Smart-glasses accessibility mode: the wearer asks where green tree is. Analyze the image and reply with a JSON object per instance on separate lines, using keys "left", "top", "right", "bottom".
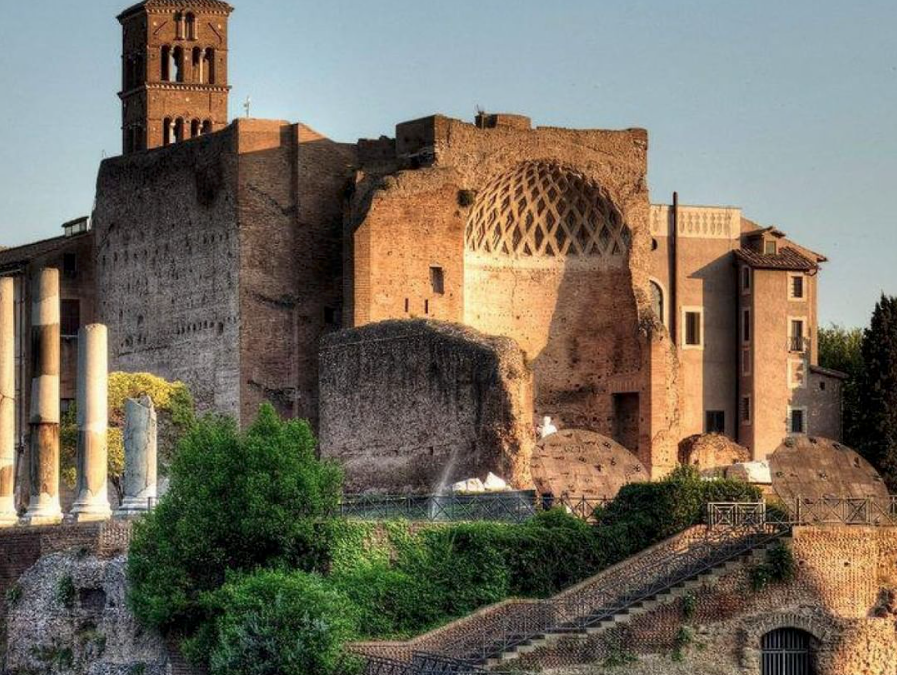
{"left": 818, "top": 324, "right": 864, "bottom": 448}
{"left": 858, "top": 295, "right": 897, "bottom": 490}
{"left": 127, "top": 403, "right": 343, "bottom": 635}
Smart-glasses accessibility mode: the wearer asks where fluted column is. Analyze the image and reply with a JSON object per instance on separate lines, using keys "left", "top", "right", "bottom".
{"left": 115, "top": 395, "right": 157, "bottom": 518}
{"left": 0, "top": 278, "right": 17, "bottom": 526}
{"left": 71, "top": 324, "right": 111, "bottom": 522}
{"left": 22, "top": 268, "right": 62, "bottom": 526}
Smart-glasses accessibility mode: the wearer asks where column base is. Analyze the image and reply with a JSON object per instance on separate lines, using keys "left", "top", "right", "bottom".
{"left": 22, "top": 495, "right": 63, "bottom": 527}
{"left": 0, "top": 496, "right": 17, "bottom": 527}
{"left": 114, "top": 496, "right": 155, "bottom": 519}
{"left": 71, "top": 506, "right": 112, "bottom": 523}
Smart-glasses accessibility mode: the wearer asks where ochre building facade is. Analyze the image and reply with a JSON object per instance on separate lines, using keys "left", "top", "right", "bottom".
{"left": 0, "top": 0, "right": 844, "bottom": 492}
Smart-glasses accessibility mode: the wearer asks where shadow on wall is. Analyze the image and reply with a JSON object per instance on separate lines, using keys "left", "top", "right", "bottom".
{"left": 462, "top": 161, "right": 645, "bottom": 455}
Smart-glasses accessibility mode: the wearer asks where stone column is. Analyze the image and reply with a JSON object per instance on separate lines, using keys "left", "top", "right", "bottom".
{"left": 71, "top": 324, "right": 111, "bottom": 522}
{"left": 115, "top": 395, "right": 157, "bottom": 518}
{"left": 0, "top": 278, "right": 17, "bottom": 526}
{"left": 22, "top": 268, "right": 62, "bottom": 526}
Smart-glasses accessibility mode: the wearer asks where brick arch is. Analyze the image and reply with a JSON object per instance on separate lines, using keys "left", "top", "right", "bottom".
{"left": 740, "top": 611, "right": 837, "bottom": 674}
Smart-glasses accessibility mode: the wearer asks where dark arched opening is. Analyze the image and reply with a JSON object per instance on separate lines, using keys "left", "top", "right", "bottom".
{"left": 172, "top": 46, "right": 185, "bottom": 82}
{"left": 191, "top": 119, "right": 201, "bottom": 138}
{"left": 650, "top": 280, "right": 664, "bottom": 326}
{"left": 762, "top": 628, "right": 815, "bottom": 675}
{"left": 161, "top": 45, "right": 172, "bottom": 81}
{"left": 204, "top": 48, "right": 216, "bottom": 84}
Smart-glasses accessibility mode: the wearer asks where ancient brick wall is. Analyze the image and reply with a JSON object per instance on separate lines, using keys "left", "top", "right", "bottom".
{"left": 94, "top": 127, "right": 242, "bottom": 417}
{"left": 236, "top": 120, "right": 356, "bottom": 425}
{"left": 319, "top": 320, "right": 534, "bottom": 493}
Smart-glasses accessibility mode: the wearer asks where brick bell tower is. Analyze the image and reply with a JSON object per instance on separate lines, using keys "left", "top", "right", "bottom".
{"left": 118, "top": 0, "right": 234, "bottom": 154}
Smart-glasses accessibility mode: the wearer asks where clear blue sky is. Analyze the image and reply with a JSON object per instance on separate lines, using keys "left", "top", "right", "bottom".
{"left": 1, "top": 0, "right": 894, "bottom": 327}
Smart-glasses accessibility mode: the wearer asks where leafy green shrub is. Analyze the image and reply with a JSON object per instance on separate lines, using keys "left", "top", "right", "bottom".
{"left": 600, "top": 465, "right": 761, "bottom": 544}
{"left": 681, "top": 592, "right": 697, "bottom": 620}
{"left": 56, "top": 575, "right": 76, "bottom": 609}
{"left": 195, "top": 570, "right": 358, "bottom": 675}
{"left": 671, "top": 625, "right": 694, "bottom": 661}
{"left": 751, "top": 541, "right": 796, "bottom": 591}
{"left": 127, "top": 404, "right": 342, "bottom": 635}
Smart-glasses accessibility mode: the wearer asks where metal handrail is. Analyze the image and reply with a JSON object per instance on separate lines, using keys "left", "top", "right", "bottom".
{"left": 435, "top": 505, "right": 791, "bottom": 664}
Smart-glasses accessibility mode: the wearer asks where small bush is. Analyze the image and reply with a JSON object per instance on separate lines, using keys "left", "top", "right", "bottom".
{"left": 751, "top": 541, "right": 796, "bottom": 591}
{"left": 5, "top": 583, "right": 22, "bottom": 607}
{"left": 671, "top": 625, "right": 694, "bottom": 662}
{"left": 199, "top": 570, "right": 358, "bottom": 675}
{"left": 56, "top": 575, "right": 76, "bottom": 609}
{"left": 681, "top": 592, "right": 697, "bottom": 620}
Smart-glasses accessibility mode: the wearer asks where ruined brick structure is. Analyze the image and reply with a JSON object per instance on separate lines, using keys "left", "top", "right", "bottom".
{"left": 0, "top": 0, "right": 846, "bottom": 494}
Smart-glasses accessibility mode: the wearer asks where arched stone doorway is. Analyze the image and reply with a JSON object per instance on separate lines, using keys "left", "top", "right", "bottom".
{"left": 761, "top": 627, "right": 815, "bottom": 675}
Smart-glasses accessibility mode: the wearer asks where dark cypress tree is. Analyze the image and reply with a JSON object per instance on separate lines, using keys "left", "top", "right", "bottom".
{"left": 858, "top": 294, "right": 897, "bottom": 490}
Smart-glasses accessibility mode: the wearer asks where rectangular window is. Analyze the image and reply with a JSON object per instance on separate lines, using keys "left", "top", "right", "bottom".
{"left": 790, "top": 408, "right": 806, "bottom": 434}
{"left": 429, "top": 266, "right": 445, "bottom": 295}
{"left": 63, "top": 253, "right": 78, "bottom": 279}
{"left": 705, "top": 410, "right": 726, "bottom": 434}
{"left": 740, "top": 396, "right": 752, "bottom": 425}
{"left": 741, "top": 266, "right": 751, "bottom": 292}
{"left": 61, "top": 299, "right": 80, "bottom": 338}
{"left": 742, "top": 308, "right": 751, "bottom": 344}
{"left": 742, "top": 348, "right": 751, "bottom": 376}
{"left": 789, "top": 274, "right": 805, "bottom": 300}
{"left": 764, "top": 240, "right": 778, "bottom": 255}
{"left": 789, "top": 319, "right": 805, "bottom": 352}
{"left": 683, "top": 308, "right": 703, "bottom": 348}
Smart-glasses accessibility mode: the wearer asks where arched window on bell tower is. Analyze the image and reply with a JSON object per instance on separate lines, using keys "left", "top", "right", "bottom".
{"left": 163, "top": 118, "right": 174, "bottom": 146}
{"left": 161, "top": 45, "right": 172, "bottom": 81}
{"left": 191, "top": 119, "right": 201, "bottom": 138}
{"left": 172, "top": 47, "right": 184, "bottom": 83}
{"left": 175, "top": 12, "right": 185, "bottom": 40}
{"left": 204, "top": 48, "right": 216, "bottom": 85}
{"left": 192, "top": 47, "right": 204, "bottom": 83}
{"left": 186, "top": 13, "right": 197, "bottom": 40}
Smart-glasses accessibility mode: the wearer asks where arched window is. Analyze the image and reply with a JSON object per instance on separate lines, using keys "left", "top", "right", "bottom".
{"left": 192, "top": 47, "right": 204, "bottom": 83}
{"left": 650, "top": 281, "right": 664, "bottom": 326}
{"left": 175, "top": 12, "right": 185, "bottom": 40}
{"left": 161, "top": 46, "right": 172, "bottom": 81}
{"left": 191, "top": 119, "right": 201, "bottom": 138}
{"left": 172, "top": 47, "right": 184, "bottom": 83}
{"left": 186, "top": 13, "right": 197, "bottom": 40}
{"left": 174, "top": 118, "right": 185, "bottom": 143}
{"left": 202, "top": 120, "right": 213, "bottom": 135}
{"left": 204, "top": 48, "right": 216, "bottom": 84}
{"left": 163, "top": 118, "right": 174, "bottom": 145}
{"left": 762, "top": 628, "right": 815, "bottom": 675}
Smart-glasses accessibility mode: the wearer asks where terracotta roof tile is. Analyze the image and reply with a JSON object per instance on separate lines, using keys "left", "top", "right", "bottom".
{"left": 733, "top": 246, "right": 817, "bottom": 271}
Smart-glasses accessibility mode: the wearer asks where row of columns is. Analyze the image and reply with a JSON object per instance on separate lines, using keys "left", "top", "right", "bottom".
{"left": 0, "top": 270, "right": 158, "bottom": 526}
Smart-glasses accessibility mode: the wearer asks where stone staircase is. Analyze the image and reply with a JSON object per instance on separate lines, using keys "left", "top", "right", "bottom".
{"left": 481, "top": 536, "right": 789, "bottom": 668}
{"left": 428, "top": 524, "right": 791, "bottom": 669}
